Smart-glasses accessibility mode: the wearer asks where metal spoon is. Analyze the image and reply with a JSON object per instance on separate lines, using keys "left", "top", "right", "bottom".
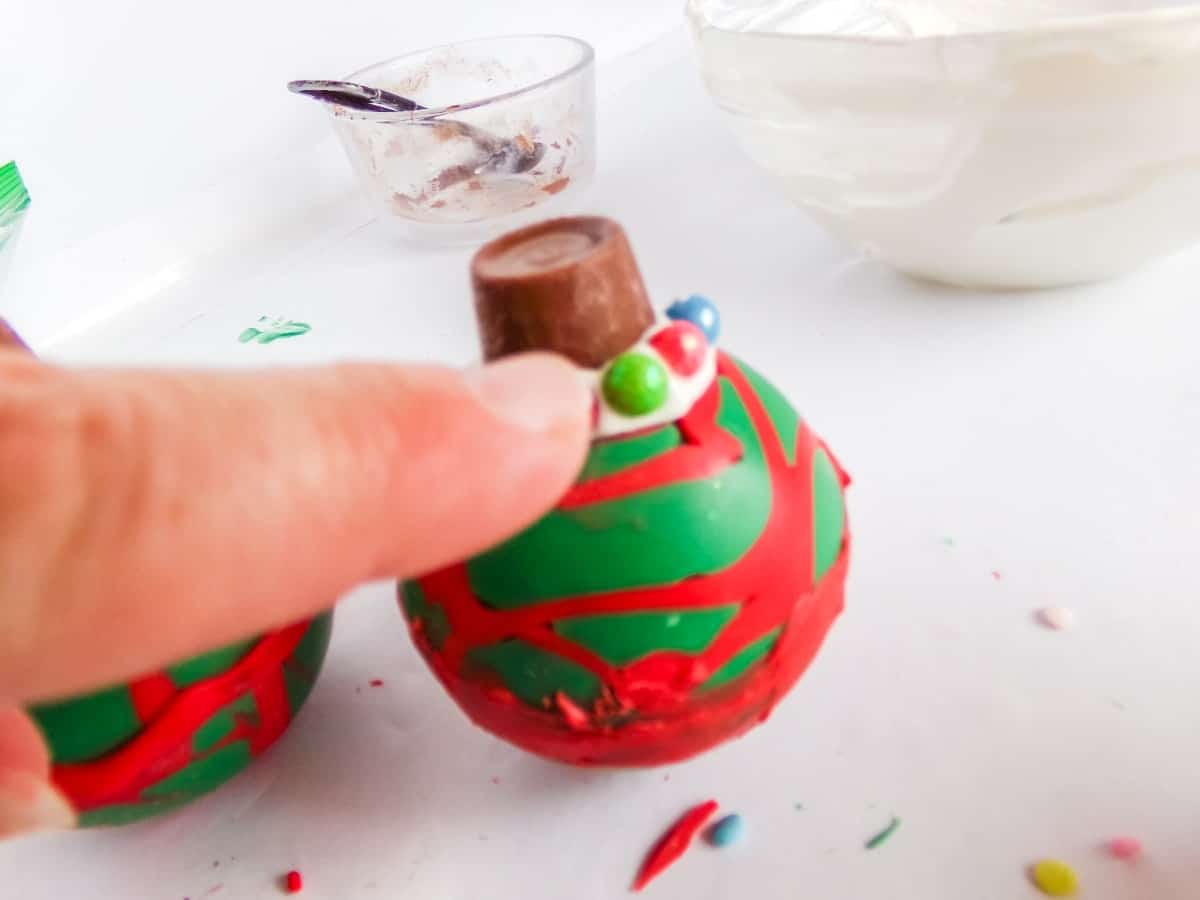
{"left": 287, "top": 79, "right": 545, "bottom": 176}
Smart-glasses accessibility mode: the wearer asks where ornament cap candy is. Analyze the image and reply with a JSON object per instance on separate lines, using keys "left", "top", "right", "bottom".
{"left": 472, "top": 217, "right": 656, "bottom": 369}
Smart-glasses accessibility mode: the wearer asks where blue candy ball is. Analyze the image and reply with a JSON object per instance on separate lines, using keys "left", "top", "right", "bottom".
{"left": 705, "top": 813, "right": 745, "bottom": 848}
{"left": 666, "top": 295, "right": 720, "bottom": 343}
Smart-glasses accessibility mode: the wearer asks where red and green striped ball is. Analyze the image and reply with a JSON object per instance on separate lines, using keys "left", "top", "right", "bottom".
{"left": 29, "top": 613, "right": 332, "bottom": 826}
{"left": 401, "top": 353, "right": 849, "bottom": 766}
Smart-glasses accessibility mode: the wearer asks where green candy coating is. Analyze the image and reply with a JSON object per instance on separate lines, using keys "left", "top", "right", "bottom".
{"left": 555, "top": 606, "right": 740, "bottom": 666}
{"left": 602, "top": 352, "right": 669, "bottom": 416}
{"left": 31, "top": 613, "right": 334, "bottom": 827}
{"left": 466, "top": 378, "right": 771, "bottom": 607}
{"left": 31, "top": 685, "right": 143, "bottom": 765}
{"left": 578, "top": 424, "right": 681, "bottom": 482}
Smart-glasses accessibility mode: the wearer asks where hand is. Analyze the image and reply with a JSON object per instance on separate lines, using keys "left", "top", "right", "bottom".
{"left": 0, "top": 328, "right": 590, "bottom": 838}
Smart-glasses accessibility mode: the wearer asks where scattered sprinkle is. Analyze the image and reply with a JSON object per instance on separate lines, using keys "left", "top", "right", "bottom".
{"left": 633, "top": 800, "right": 719, "bottom": 892}
{"left": 1035, "top": 607, "right": 1074, "bottom": 631}
{"left": 554, "top": 691, "right": 590, "bottom": 730}
{"left": 490, "top": 776, "right": 501, "bottom": 785}
{"left": 368, "top": 679, "right": 384, "bottom": 687}
{"left": 239, "top": 316, "right": 311, "bottom": 345}
{"left": 794, "top": 803, "right": 804, "bottom": 811}
{"left": 940, "top": 537, "right": 956, "bottom": 547}
{"left": 991, "top": 570, "right": 1003, "bottom": 581}
{"left": 1030, "top": 859, "right": 1078, "bottom": 897}
{"left": 1108, "top": 837, "right": 1142, "bottom": 861}
{"left": 283, "top": 870, "right": 303, "bottom": 894}
{"left": 865, "top": 816, "right": 901, "bottom": 850}
{"left": 705, "top": 814, "right": 745, "bottom": 848}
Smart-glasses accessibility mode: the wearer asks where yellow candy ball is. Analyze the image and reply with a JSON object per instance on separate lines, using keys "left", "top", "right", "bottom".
{"left": 1030, "top": 859, "right": 1079, "bottom": 897}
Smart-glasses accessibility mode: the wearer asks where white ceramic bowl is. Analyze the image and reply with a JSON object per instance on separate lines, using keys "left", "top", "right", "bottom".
{"left": 688, "top": 0, "right": 1200, "bottom": 288}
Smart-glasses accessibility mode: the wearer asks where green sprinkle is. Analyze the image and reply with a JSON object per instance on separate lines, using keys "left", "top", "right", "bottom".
{"left": 601, "top": 352, "right": 668, "bottom": 416}
{"left": 0, "top": 161, "right": 30, "bottom": 214}
{"left": 865, "top": 817, "right": 901, "bottom": 850}
{"left": 238, "top": 316, "right": 311, "bottom": 344}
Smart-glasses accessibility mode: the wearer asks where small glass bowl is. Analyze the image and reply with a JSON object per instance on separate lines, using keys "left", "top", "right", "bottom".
{"left": 327, "top": 35, "right": 596, "bottom": 246}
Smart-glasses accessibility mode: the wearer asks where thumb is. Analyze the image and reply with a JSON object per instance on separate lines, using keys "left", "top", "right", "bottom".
{"left": 0, "top": 706, "right": 75, "bottom": 838}
{"left": 0, "top": 352, "right": 591, "bottom": 702}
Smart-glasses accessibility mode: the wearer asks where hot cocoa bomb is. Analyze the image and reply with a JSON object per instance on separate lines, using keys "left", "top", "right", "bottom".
{"left": 400, "top": 217, "right": 849, "bottom": 765}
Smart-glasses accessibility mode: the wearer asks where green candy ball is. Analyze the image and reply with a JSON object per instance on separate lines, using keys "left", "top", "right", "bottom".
{"left": 602, "top": 352, "right": 669, "bottom": 416}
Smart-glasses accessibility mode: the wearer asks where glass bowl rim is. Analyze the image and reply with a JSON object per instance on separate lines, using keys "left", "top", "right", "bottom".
{"left": 332, "top": 33, "right": 595, "bottom": 123}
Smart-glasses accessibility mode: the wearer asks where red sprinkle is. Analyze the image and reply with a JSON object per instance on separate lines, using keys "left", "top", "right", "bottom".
{"left": 368, "top": 679, "right": 384, "bottom": 688}
{"left": 284, "top": 870, "right": 302, "bottom": 894}
{"left": 633, "top": 800, "right": 719, "bottom": 892}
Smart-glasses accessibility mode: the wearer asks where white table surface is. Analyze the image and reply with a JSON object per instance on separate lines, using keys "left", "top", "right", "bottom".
{"left": 4, "top": 20, "right": 1200, "bottom": 900}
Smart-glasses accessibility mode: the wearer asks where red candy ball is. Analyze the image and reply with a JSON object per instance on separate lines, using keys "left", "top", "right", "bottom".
{"left": 649, "top": 321, "right": 707, "bottom": 376}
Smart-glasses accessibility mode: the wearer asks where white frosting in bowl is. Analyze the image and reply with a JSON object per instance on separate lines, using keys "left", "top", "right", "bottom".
{"left": 695, "top": 0, "right": 1200, "bottom": 38}
{"left": 690, "top": 0, "right": 1200, "bottom": 287}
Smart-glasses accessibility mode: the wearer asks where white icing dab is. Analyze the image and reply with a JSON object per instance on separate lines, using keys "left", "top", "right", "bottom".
{"left": 581, "top": 316, "right": 718, "bottom": 440}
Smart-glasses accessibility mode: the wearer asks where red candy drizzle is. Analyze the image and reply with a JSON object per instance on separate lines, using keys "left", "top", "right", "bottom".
{"left": 53, "top": 623, "right": 311, "bottom": 813}
{"left": 128, "top": 672, "right": 178, "bottom": 723}
{"left": 634, "top": 800, "right": 719, "bottom": 892}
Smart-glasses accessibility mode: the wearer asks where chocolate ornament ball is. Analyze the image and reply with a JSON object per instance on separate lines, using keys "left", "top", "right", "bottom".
{"left": 401, "top": 218, "right": 849, "bottom": 766}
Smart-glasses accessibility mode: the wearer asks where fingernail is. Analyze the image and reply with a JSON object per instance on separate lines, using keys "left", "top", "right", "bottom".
{"left": 0, "top": 770, "right": 76, "bottom": 838}
{"left": 466, "top": 354, "right": 590, "bottom": 433}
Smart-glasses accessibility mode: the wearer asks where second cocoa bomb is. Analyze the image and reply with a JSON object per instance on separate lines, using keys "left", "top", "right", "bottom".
{"left": 400, "top": 217, "right": 849, "bottom": 765}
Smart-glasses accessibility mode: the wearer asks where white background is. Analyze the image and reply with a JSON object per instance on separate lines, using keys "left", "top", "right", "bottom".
{"left": 2, "top": 3, "right": 1200, "bottom": 899}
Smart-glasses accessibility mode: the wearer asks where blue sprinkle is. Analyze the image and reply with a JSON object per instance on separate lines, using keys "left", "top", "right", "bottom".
{"left": 666, "top": 295, "right": 721, "bottom": 343}
{"left": 705, "top": 813, "right": 745, "bottom": 848}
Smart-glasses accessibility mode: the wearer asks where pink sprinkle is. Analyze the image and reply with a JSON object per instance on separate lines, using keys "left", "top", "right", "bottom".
{"left": 1036, "top": 607, "right": 1075, "bottom": 631}
{"left": 368, "top": 679, "right": 384, "bottom": 688}
{"left": 490, "top": 776, "right": 501, "bottom": 785}
{"left": 1108, "top": 837, "right": 1142, "bottom": 861}
{"left": 990, "top": 570, "right": 1003, "bottom": 581}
